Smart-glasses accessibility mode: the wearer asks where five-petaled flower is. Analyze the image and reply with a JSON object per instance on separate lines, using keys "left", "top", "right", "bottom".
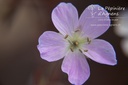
{"left": 37, "top": 2, "right": 117, "bottom": 85}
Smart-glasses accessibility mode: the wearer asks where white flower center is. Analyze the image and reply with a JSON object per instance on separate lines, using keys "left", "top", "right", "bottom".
{"left": 64, "top": 30, "right": 91, "bottom": 52}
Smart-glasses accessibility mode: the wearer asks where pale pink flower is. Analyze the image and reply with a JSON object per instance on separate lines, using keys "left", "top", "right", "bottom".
{"left": 37, "top": 2, "right": 117, "bottom": 85}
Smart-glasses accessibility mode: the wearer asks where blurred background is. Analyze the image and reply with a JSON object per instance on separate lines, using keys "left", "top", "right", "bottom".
{"left": 0, "top": 0, "right": 128, "bottom": 85}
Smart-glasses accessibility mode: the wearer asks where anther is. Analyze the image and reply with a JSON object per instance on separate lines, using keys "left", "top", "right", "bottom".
{"left": 87, "top": 37, "right": 91, "bottom": 44}
{"left": 70, "top": 47, "right": 74, "bottom": 52}
{"left": 79, "top": 49, "right": 82, "bottom": 53}
{"left": 75, "top": 30, "right": 79, "bottom": 32}
{"left": 64, "top": 35, "right": 68, "bottom": 39}
{"left": 84, "top": 50, "right": 88, "bottom": 52}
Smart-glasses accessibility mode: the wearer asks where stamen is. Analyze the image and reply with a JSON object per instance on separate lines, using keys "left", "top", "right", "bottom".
{"left": 84, "top": 50, "right": 88, "bottom": 52}
{"left": 68, "top": 40, "right": 73, "bottom": 44}
{"left": 70, "top": 47, "right": 74, "bottom": 52}
{"left": 64, "top": 35, "right": 68, "bottom": 39}
{"left": 79, "top": 49, "right": 82, "bottom": 53}
{"left": 87, "top": 37, "right": 91, "bottom": 44}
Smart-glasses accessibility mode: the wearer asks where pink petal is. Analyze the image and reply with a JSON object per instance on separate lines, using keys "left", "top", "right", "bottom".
{"left": 52, "top": 2, "right": 78, "bottom": 36}
{"left": 37, "top": 31, "right": 68, "bottom": 62}
{"left": 61, "top": 51, "right": 90, "bottom": 85}
{"left": 82, "top": 39, "right": 117, "bottom": 65}
{"left": 79, "top": 5, "right": 110, "bottom": 39}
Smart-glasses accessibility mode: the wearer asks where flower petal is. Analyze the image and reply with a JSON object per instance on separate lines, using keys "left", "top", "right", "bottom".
{"left": 82, "top": 39, "right": 117, "bottom": 65}
{"left": 52, "top": 2, "right": 78, "bottom": 36}
{"left": 61, "top": 51, "right": 90, "bottom": 85}
{"left": 37, "top": 31, "right": 68, "bottom": 62}
{"left": 79, "top": 5, "right": 110, "bottom": 39}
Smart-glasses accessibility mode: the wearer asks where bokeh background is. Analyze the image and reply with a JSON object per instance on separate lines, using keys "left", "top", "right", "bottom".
{"left": 0, "top": 0, "right": 128, "bottom": 85}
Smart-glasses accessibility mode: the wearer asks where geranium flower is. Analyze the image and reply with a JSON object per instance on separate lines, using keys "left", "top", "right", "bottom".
{"left": 37, "top": 2, "right": 117, "bottom": 85}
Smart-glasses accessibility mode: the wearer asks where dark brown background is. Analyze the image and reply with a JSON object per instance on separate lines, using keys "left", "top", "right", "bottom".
{"left": 0, "top": 0, "right": 128, "bottom": 85}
